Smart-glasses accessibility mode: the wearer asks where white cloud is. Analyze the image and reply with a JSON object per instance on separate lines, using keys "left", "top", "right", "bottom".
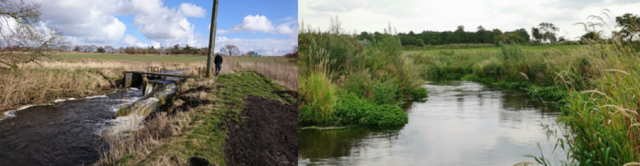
{"left": 180, "top": 3, "right": 206, "bottom": 18}
{"left": 307, "top": 0, "right": 367, "bottom": 12}
{"left": 26, "top": 0, "right": 127, "bottom": 44}
{"left": 217, "top": 15, "right": 298, "bottom": 36}
{"left": 214, "top": 36, "right": 297, "bottom": 56}
{"left": 120, "top": 34, "right": 148, "bottom": 47}
{"left": 24, "top": 0, "right": 208, "bottom": 47}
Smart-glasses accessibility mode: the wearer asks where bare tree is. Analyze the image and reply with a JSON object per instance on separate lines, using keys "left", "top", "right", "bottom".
{"left": 329, "top": 15, "right": 344, "bottom": 34}
{"left": 104, "top": 45, "right": 115, "bottom": 53}
{"left": 0, "top": 0, "right": 68, "bottom": 69}
{"left": 220, "top": 44, "right": 240, "bottom": 56}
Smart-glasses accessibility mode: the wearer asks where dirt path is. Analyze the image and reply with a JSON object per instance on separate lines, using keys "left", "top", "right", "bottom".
{"left": 224, "top": 93, "right": 298, "bottom": 166}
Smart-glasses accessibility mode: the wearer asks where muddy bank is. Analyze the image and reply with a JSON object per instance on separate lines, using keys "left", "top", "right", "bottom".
{"left": 224, "top": 94, "right": 298, "bottom": 166}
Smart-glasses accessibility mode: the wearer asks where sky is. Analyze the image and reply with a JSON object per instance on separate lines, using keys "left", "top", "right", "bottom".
{"left": 299, "top": 0, "right": 640, "bottom": 41}
{"left": 26, "top": 0, "right": 298, "bottom": 56}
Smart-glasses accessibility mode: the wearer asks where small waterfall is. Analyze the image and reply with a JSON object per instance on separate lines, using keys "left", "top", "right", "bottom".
{"left": 105, "top": 80, "right": 178, "bottom": 135}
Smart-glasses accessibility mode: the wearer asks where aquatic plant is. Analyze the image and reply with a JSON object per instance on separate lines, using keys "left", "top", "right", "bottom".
{"left": 298, "top": 17, "right": 422, "bottom": 126}
{"left": 411, "top": 88, "right": 428, "bottom": 100}
{"left": 333, "top": 93, "right": 407, "bottom": 126}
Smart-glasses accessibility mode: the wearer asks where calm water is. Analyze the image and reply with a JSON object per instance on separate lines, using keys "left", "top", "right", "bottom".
{"left": 299, "top": 80, "right": 565, "bottom": 166}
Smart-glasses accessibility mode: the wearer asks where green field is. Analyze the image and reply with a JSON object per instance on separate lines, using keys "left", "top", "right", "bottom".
{"left": 57, "top": 53, "right": 207, "bottom": 62}
{"left": 56, "top": 53, "right": 291, "bottom": 63}
{"left": 404, "top": 44, "right": 584, "bottom": 55}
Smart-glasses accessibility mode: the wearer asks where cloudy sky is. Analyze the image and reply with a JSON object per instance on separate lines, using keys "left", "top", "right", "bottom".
{"left": 300, "top": 0, "right": 640, "bottom": 40}
{"left": 27, "top": 0, "right": 297, "bottom": 56}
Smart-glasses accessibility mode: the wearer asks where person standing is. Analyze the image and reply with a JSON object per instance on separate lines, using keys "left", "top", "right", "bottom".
{"left": 214, "top": 53, "right": 223, "bottom": 76}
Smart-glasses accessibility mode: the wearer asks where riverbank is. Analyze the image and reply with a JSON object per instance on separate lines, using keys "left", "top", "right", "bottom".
{"left": 96, "top": 72, "right": 297, "bottom": 165}
{"left": 407, "top": 40, "right": 640, "bottom": 165}
{"left": 298, "top": 28, "right": 426, "bottom": 127}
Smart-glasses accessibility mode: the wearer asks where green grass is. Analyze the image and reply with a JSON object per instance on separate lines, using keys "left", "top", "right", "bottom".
{"left": 137, "top": 72, "right": 290, "bottom": 165}
{"left": 57, "top": 53, "right": 208, "bottom": 62}
{"left": 404, "top": 44, "right": 584, "bottom": 55}
{"left": 56, "top": 53, "right": 292, "bottom": 63}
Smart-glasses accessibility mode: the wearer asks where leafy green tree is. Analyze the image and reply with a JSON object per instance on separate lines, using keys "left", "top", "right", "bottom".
{"left": 581, "top": 32, "right": 601, "bottom": 44}
{"left": 495, "top": 32, "right": 525, "bottom": 44}
{"left": 532, "top": 22, "right": 559, "bottom": 43}
{"left": 615, "top": 13, "right": 640, "bottom": 42}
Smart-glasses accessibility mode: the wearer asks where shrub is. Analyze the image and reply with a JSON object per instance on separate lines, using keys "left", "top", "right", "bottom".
{"left": 411, "top": 88, "right": 428, "bottom": 100}
{"left": 333, "top": 93, "right": 408, "bottom": 126}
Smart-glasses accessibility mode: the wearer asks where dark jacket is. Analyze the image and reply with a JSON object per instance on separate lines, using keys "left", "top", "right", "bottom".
{"left": 214, "top": 54, "right": 223, "bottom": 65}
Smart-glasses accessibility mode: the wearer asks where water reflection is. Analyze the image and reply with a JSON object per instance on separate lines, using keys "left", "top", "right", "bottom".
{"left": 299, "top": 80, "right": 564, "bottom": 165}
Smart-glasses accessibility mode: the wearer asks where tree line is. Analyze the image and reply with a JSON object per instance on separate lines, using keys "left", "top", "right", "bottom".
{"left": 358, "top": 12, "right": 640, "bottom": 46}
{"left": 68, "top": 44, "right": 248, "bottom": 56}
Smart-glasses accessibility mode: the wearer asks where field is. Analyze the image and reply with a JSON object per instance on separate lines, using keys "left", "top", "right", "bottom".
{"left": 55, "top": 52, "right": 292, "bottom": 63}
{"left": 404, "top": 44, "right": 584, "bottom": 55}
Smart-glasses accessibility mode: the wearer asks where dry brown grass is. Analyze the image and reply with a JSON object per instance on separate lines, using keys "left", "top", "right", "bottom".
{"left": 0, "top": 59, "right": 200, "bottom": 114}
{"left": 96, "top": 111, "right": 193, "bottom": 166}
{"left": 237, "top": 60, "right": 298, "bottom": 89}
{"left": 0, "top": 68, "right": 116, "bottom": 111}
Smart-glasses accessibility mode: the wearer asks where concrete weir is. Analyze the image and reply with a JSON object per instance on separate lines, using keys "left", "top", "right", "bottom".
{"left": 123, "top": 71, "right": 195, "bottom": 95}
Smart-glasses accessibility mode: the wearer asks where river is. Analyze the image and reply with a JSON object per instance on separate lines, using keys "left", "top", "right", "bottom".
{"left": 298, "top": 80, "right": 565, "bottom": 165}
{"left": 0, "top": 70, "right": 184, "bottom": 166}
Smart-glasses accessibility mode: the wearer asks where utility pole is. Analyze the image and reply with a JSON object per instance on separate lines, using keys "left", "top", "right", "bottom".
{"left": 206, "top": 0, "right": 218, "bottom": 78}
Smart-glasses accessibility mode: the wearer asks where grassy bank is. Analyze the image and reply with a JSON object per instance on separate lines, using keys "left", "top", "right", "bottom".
{"left": 298, "top": 27, "right": 426, "bottom": 126}
{"left": 96, "top": 72, "right": 294, "bottom": 165}
{"left": 405, "top": 44, "right": 584, "bottom": 58}
{"left": 408, "top": 39, "right": 640, "bottom": 165}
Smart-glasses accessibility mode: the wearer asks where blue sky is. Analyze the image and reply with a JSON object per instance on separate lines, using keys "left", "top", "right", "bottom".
{"left": 29, "top": 0, "right": 298, "bottom": 56}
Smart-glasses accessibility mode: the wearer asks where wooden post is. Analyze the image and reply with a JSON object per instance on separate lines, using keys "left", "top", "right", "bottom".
{"left": 205, "top": 0, "right": 218, "bottom": 78}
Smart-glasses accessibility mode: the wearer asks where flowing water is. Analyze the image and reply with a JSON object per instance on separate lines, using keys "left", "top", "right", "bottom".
{"left": 298, "top": 80, "right": 565, "bottom": 166}
{"left": 0, "top": 71, "right": 184, "bottom": 166}
{"left": 0, "top": 89, "right": 142, "bottom": 165}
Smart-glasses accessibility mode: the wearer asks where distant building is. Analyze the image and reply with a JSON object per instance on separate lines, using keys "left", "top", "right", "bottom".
{"left": 252, "top": 52, "right": 263, "bottom": 57}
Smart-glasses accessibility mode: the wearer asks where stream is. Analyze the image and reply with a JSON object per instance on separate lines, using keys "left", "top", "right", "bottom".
{"left": 298, "top": 80, "right": 565, "bottom": 165}
{"left": 0, "top": 70, "right": 185, "bottom": 166}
